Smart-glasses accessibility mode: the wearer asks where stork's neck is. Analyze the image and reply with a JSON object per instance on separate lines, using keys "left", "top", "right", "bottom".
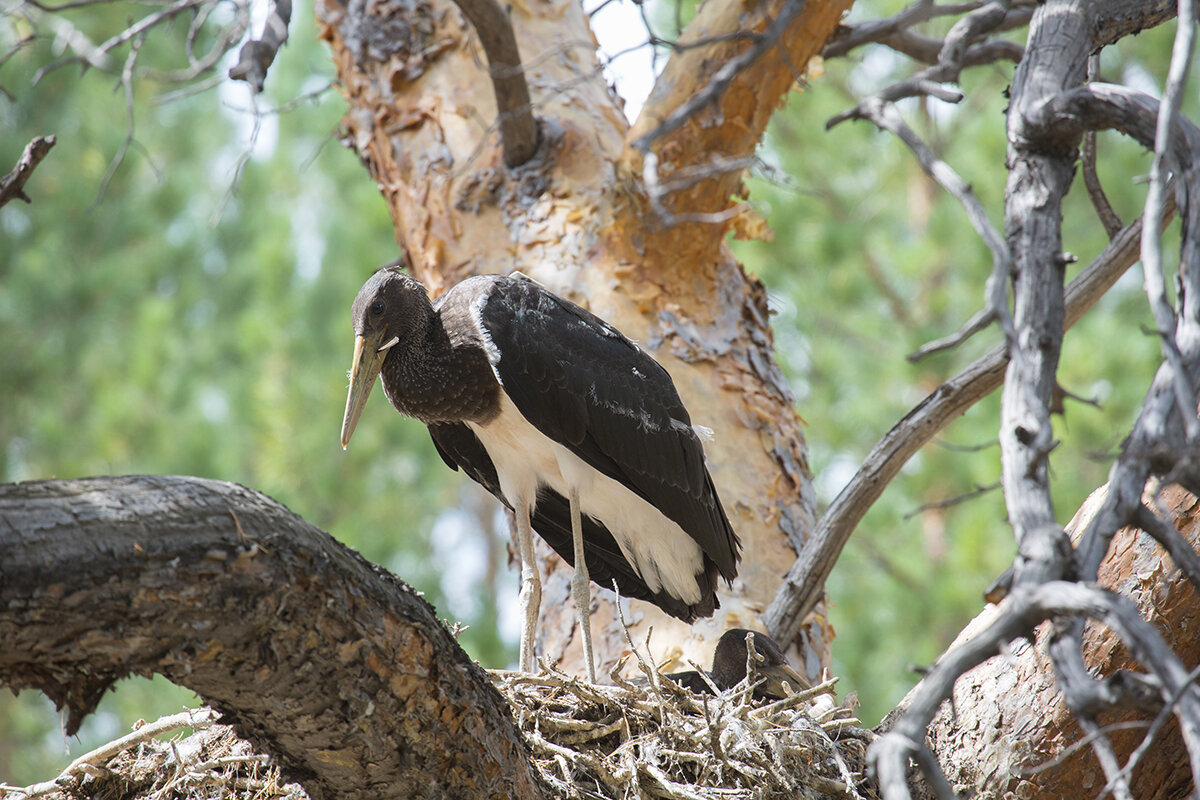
{"left": 379, "top": 313, "right": 500, "bottom": 425}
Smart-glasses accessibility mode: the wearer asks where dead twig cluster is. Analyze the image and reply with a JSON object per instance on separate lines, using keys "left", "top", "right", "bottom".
{"left": 493, "top": 660, "right": 871, "bottom": 800}
{"left": 0, "top": 708, "right": 303, "bottom": 800}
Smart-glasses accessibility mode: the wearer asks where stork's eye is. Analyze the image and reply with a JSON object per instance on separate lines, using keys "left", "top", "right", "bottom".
{"left": 370, "top": 300, "right": 385, "bottom": 316}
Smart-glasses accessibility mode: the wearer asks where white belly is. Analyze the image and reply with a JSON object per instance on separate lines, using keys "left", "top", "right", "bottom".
{"left": 467, "top": 393, "right": 705, "bottom": 604}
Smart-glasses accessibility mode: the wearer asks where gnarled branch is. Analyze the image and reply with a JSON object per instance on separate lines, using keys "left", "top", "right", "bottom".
{"left": 0, "top": 475, "right": 544, "bottom": 800}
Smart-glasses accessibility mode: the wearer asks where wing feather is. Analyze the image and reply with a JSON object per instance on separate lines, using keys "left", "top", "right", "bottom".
{"left": 477, "top": 277, "right": 741, "bottom": 582}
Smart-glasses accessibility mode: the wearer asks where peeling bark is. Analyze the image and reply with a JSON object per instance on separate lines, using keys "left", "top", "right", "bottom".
{"left": 0, "top": 475, "right": 544, "bottom": 800}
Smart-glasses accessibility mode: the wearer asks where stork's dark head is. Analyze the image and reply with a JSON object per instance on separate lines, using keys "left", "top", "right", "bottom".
{"left": 340, "top": 267, "right": 434, "bottom": 448}
{"left": 710, "top": 629, "right": 809, "bottom": 698}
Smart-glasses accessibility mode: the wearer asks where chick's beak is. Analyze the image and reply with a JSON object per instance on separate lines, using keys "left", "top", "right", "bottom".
{"left": 758, "top": 663, "right": 810, "bottom": 699}
{"left": 340, "top": 331, "right": 391, "bottom": 449}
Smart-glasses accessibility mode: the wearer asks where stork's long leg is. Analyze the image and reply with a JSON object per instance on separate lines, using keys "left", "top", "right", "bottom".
{"left": 516, "top": 498, "right": 541, "bottom": 673}
{"left": 569, "top": 488, "right": 597, "bottom": 683}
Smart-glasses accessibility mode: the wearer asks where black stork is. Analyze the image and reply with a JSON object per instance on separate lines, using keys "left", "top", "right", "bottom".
{"left": 665, "top": 628, "right": 809, "bottom": 699}
{"left": 339, "top": 267, "right": 741, "bottom": 681}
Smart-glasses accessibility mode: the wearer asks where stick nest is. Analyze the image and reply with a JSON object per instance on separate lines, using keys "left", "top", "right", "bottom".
{"left": 3, "top": 668, "right": 871, "bottom": 800}
{"left": 493, "top": 660, "right": 874, "bottom": 800}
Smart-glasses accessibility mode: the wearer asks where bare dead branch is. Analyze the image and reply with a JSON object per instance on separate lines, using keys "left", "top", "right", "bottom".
{"left": 904, "top": 481, "right": 1001, "bottom": 519}
{"left": 1082, "top": 54, "right": 1124, "bottom": 239}
{"left": 865, "top": 29, "right": 1024, "bottom": 68}
{"left": 1099, "top": 663, "right": 1200, "bottom": 799}
{"left": 763, "top": 202, "right": 1168, "bottom": 642}
{"left": 822, "top": 1, "right": 1000, "bottom": 59}
{"left": 1139, "top": 0, "right": 1200, "bottom": 443}
{"left": 228, "top": 0, "right": 291, "bottom": 92}
{"left": 450, "top": 0, "right": 538, "bottom": 167}
{"left": 90, "top": 35, "right": 142, "bottom": 207}
{"left": 826, "top": 4, "right": 1027, "bottom": 362}
{"left": 0, "top": 475, "right": 545, "bottom": 800}
{"left": 0, "top": 134, "right": 56, "bottom": 208}
{"left": 907, "top": 307, "right": 996, "bottom": 361}
{"left": 998, "top": 0, "right": 1086, "bottom": 586}
{"left": 1076, "top": 716, "right": 1134, "bottom": 800}
{"left": 1027, "top": 83, "right": 1200, "bottom": 581}
{"left": 824, "top": 98, "right": 1009, "bottom": 360}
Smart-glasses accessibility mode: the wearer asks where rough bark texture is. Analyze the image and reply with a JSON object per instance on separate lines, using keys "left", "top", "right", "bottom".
{"left": 919, "top": 484, "right": 1200, "bottom": 799}
{"left": 0, "top": 475, "right": 544, "bottom": 800}
{"left": 314, "top": 0, "right": 849, "bottom": 678}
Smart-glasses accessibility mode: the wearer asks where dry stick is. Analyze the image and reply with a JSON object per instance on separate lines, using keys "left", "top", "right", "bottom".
{"left": 91, "top": 34, "right": 141, "bottom": 208}
{"left": 451, "top": 0, "right": 538, "bottom": 167}
{"left": 7, "top": 708, "right": 220, "bottom": 799}
{"left": 1077, "top": 716, "right": 1134, "bottom": 800}
{"left": 865, "top": 28, "right": 1024, "bottom": 68}
{"left": 829, "top": 98, "right": 1008, "bottom": 362}
{"left": 763, "top": 202, "right": 1173, "bottom": 643}
{"left": 823, "top": 0, "right": 992, "bottom": 59}
{"left": 33, "top": 0, "right": 207, "bottom": 82}
{"left": 827, "top": 2, "right": 1019, "bottom": 359}
{"left": 1045, "top": 628, "right": 1137, "bottom": 800}
{"left": 1082, "top": 54, "right": 1124, "bottom": 239}
{"left": 0, "top": 135, "right": 56, "bottom": 208}
{"left": 1140, "top": 0, "right": 1200, "bottom": 444}
{"left": 1097, "top": 663, "right": 1200, "bottom": 800}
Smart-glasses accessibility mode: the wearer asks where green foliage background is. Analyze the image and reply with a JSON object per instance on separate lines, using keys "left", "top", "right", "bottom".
{"left": 0, "top": 0, "right": 1185, "bottom": 783}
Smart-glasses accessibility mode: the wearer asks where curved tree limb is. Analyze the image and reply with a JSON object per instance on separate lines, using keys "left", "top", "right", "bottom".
{"left": 450, "top": 0, "right": 539, "bottom": 167}
{"left": 764, "top": 197, "right": 1175, "bottom": 643}
{"left": 0, "top": 475, "right": 544, "bottom": 800}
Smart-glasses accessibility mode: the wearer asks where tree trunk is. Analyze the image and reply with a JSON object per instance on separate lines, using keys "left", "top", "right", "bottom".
{"left": 914, "top": 483, "right": 1200, "bottom": 799}
{"left": 314, "top": 0, "right": 850, "bottom": 677}
{"left": 0, "top": 475, "right": 544, "bottom": 800}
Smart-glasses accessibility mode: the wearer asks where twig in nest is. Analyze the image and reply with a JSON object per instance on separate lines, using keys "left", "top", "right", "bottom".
{"left": 4, "top": 708, "right": 220, "bottom": 799}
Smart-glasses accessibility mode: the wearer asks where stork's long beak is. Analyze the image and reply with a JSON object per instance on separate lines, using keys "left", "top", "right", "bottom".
{"left": 757, "top": 662, "right": 810, "bottom": 699}
{"left": 340, "top": 331, "right": 391, "bottom": 449}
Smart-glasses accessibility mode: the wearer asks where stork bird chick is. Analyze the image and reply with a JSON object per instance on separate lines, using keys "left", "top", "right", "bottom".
{"left": 340, "top": 267, "right": 741, "bottom": 681}
{"left": 666, "top": 629, "right": 809, "bottom": 698}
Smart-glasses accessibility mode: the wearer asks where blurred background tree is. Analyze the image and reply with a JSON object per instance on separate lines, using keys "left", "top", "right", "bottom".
{"left": 0, "top": 0, "right": 1185, "bottom": 783}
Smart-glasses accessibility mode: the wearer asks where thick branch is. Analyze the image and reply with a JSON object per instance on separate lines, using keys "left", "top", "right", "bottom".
{"left": 452, "top": 0, "right": 538, "bottom": 167}
{"left": 0, "top": 475, "right": 543, "bottom": 800}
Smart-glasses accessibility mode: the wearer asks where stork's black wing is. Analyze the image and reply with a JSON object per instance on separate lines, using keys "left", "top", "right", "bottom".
{"left": 427, "top": 422, "right": 705, "bottom": 619}
{"left": 475, "top": 277, "right": 741, "bottom": 582}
